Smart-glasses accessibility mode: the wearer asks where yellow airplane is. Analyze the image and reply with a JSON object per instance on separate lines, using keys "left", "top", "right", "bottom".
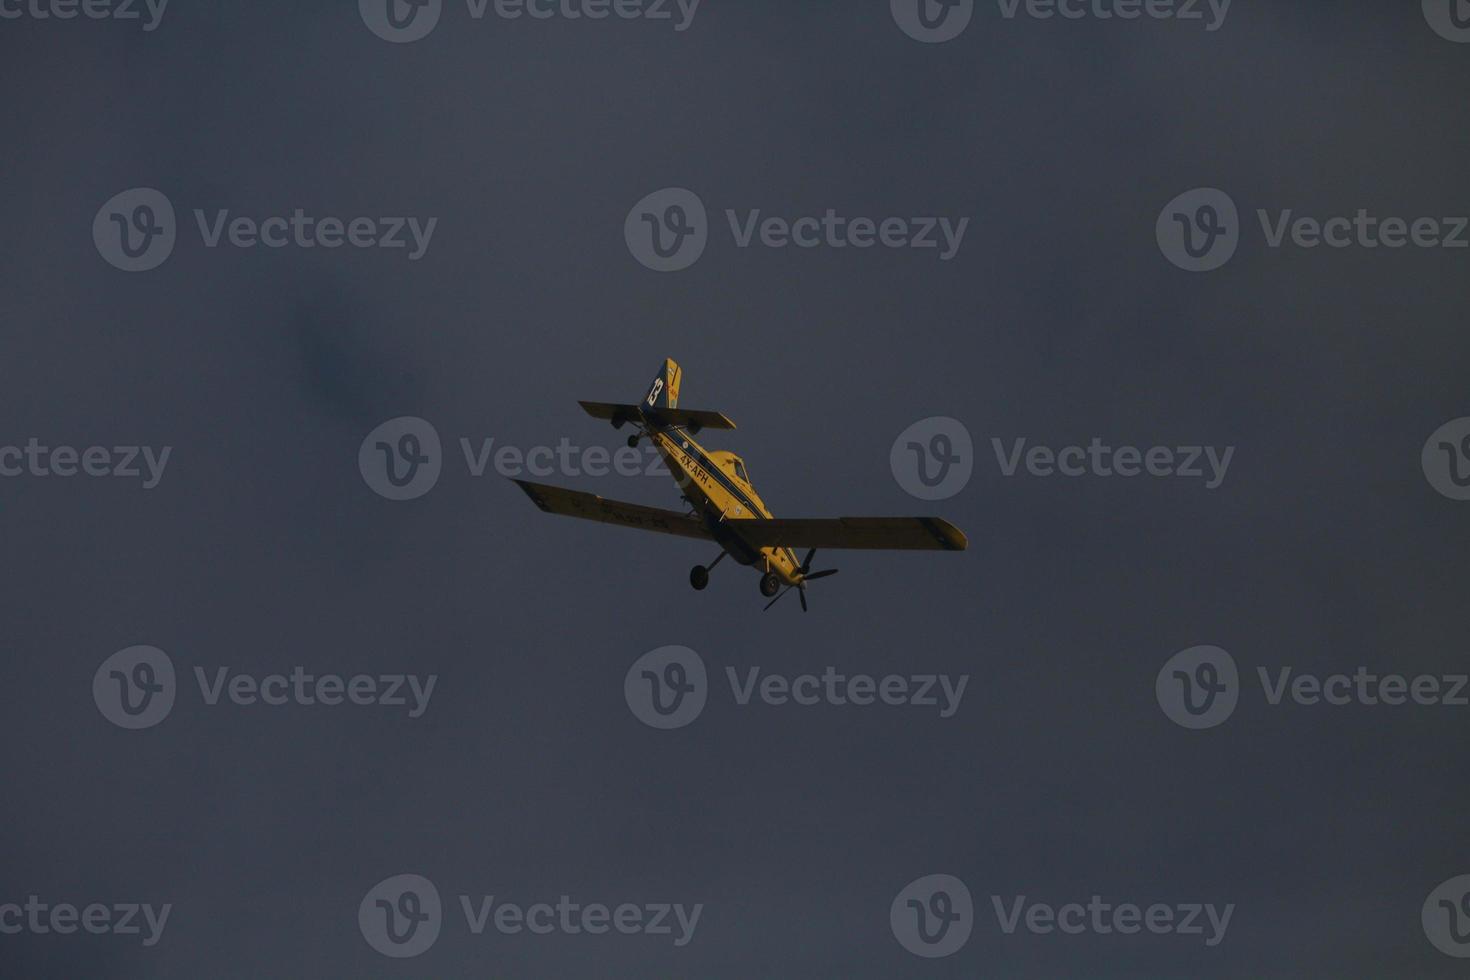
{"left": 513, "top": 358, "right": 968, "bottom": 611}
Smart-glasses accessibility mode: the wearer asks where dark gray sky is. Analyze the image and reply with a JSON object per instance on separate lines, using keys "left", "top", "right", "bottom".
{"left": 4, "top": 1, "right": 1470, "bottom": 976}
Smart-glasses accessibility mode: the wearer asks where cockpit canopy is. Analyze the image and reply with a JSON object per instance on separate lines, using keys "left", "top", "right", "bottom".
{"left": 710, "top": 451, "right": 750, "bottom": 484}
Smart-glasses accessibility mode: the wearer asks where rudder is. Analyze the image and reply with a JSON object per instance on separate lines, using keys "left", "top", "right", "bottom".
{"left": 643, "top": 358, "right": 681, "bottom": 411}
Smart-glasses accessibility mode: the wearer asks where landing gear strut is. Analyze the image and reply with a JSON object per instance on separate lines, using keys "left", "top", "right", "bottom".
{"left": 759, "top": 572, "right": 781, "bottom": 598}
{"left": 690, "top": 550, "right": 726, "bottom": 591}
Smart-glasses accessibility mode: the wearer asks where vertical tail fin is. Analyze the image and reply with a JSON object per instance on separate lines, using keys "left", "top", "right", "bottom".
{"left": 642, "top": 358, "right": 681, "bottom": 411}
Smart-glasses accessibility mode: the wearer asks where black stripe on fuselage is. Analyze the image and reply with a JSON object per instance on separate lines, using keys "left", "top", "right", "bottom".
{"left": 654, "top": 424, "right": 800, "bottom": 572}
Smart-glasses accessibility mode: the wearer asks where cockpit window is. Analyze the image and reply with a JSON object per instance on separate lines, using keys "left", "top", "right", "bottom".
{"left": 733, "top": 459, "right": 749, "bottom": 482}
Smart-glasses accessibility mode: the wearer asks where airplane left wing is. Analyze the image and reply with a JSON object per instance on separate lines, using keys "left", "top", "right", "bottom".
{"left": 512, "top": 479, "right": 712, "bottom": 540}
{"left": 730, "top": 517, "right": 968, "bottom": 552}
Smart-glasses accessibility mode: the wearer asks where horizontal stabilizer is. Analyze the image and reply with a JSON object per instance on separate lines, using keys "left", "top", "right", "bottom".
{"left": 730, "top": 517, "right": 967, "bottom": 552}
{"left": 579, "top": 401, "right": 736, "bottom": 432}
{"left": 512, "top": 479, "right": 712, "bottom": 540}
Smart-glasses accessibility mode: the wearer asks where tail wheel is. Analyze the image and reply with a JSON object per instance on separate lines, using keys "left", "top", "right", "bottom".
{"left": 626, "top": 434, "right": 639, "bottom": 448}
{"left": 690, "top": 565, "right": 710, "bottom": 591}
{"left": 759, "top": 573, "right": 780, "bottom": 598}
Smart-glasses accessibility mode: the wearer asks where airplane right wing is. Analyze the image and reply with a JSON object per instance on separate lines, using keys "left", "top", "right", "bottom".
{"left": 512, "top": 479, "right": 712, "bottom": 540}
{"left": 730, "top": 517, "right": 968, "bottom": 552}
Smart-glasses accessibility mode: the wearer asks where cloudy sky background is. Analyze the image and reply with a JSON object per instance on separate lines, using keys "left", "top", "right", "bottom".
{"left": 2, "top": 0, "right": 1469, "bottom": 976}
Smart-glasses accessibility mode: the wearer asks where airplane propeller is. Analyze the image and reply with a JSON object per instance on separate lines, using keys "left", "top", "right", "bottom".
{"left": 763, "top": 549, "right": 840, "bottom": 612}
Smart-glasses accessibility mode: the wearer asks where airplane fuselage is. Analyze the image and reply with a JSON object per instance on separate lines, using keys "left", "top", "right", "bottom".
{"left": 648, "top": 425, "right": 805, "bottom": 586}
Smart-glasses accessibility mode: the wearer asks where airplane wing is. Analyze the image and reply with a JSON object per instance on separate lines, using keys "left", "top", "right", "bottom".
{"left": 730, "top": 517, "right": 968, "bottom": 552}
{"left": 512, "top": 479, "right": 712, "bottom": 540}
{"left": 577, "top": 401, "right": 643, "bottom": 426}
{"left": 579, "top": 401, "right": 736, "bottom": 432}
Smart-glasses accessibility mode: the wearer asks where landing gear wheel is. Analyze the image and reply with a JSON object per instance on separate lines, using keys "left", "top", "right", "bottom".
{"left": 690, "top": 565, "right": 709, "bottom": 590}
{"left": 626, "top": 434, "right": 639, "bottom": 448}
{"left": 759, "top": 573, "right": 781, "bottom": 598}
